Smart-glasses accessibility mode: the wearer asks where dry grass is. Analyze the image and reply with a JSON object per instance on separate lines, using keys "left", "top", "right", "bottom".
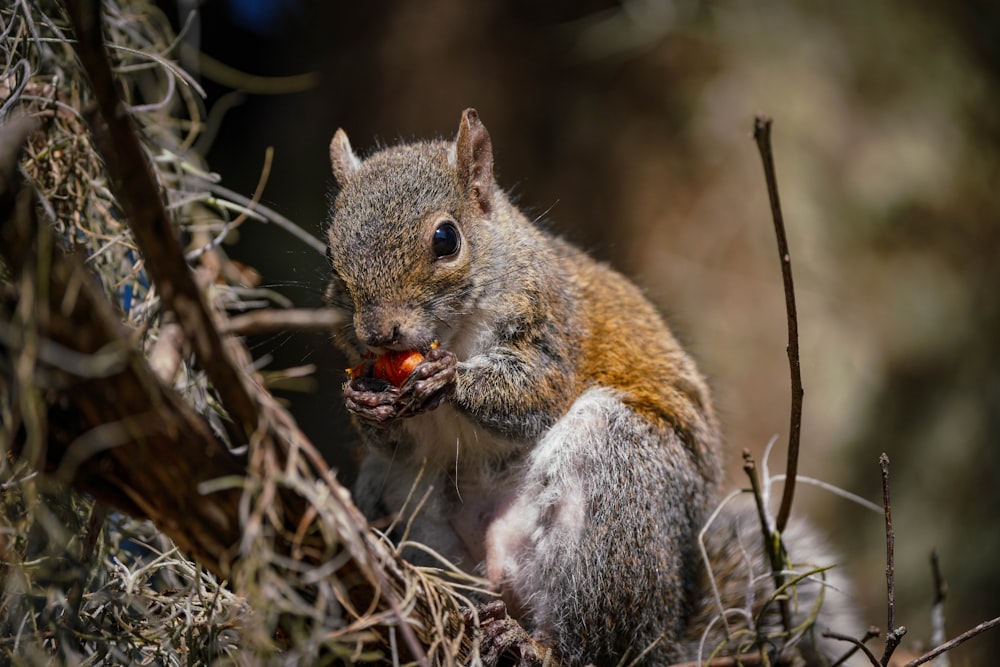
{"left": 0, "top": 1, "right": 483, "bottom": 664}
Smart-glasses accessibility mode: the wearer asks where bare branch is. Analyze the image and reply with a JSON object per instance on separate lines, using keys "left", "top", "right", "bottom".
{"left": 223, "top": 308, "right": 346, "bottom": 337}
{"left": 878, "top": 453, "right": 906, "bottom": 665}
{"left": 830, "top": 626, "right": 881, "bottom": 667}
{"left": 667, "top": 658, "right": 763, "bottom": 667}
{"left": 902, "top": 616, "right": 1000, "bottom": 667}
{"left": 752, "top": 116, "right": 803, "bottom": 533}
{"left": 824, "top": 630, "right": 881, "bottom": 667}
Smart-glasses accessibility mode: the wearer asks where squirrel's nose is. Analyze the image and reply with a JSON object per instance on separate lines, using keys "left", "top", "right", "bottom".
{"left": 364, "top": 322, "right": 401, "bottom": 349}
{"left": 356, "top": 304, "right": 431, "bottom": 351}
{"left": 357, "top": 308, "right": 403, "bottom": 349}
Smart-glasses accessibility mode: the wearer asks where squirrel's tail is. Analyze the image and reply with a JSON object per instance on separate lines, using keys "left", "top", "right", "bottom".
{"left": 681, "top": 495, "right": 864, "bottom": 666}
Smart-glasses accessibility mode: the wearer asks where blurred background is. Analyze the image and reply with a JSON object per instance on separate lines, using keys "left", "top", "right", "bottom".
{"left": 160, "top": 0, "right": 1000, "bottom": 661}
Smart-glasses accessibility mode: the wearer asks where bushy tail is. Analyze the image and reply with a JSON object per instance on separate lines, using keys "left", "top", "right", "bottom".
{"left": 681, "top": 495, "right": 864, "bottom": 666}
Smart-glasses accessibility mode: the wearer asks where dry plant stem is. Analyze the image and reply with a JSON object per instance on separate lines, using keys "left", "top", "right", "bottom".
{"left": 66, "top": 502, "right": 109, "bottom": 615}
{"left": 199, "top": 177, "right": 327, "bottom": 255}
{"left": 901, "top": 616, "right": 1000, "bottom": 667}
{"left": 829, "top": 626, "right": 880, "bottom": 667}
{"left": 742, "top": 450, "right": 792, "bottom": 633}
{"left": 2, "top": 11, "right": 458, "bottom": 664}
{"left": 1, "top": 86, "right": 434, "bottom": 667}
{"left": 752, "top": 116, "right": 803, "bottom": 534}
{"left": 0, "top": 140, "right": 432, "bottom": 667}
{"left": 667, "top": 654, "right": 802, "bottom": 667}
{"left": 823, "top": 631, "right": 880, "bottom": 667}
{"left": 184, "top": 146, "right": 274, "bottom": 262}
{"left": 0, "top": 118, "right": 247, "bottom": 573}
{"left": 666, "top": 659, "right": 757, "bottom": 667}
{"left": 878, "top": 453, "right": 905, "bottom": 666}
{"left": 62, "top": 0, "right": 258, "bottom": 444}
{"left": 224, "top": 308, "right": 346, "bottom": 337}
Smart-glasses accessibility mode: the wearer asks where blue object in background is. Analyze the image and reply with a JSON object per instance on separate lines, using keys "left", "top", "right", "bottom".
{"left": 226, "top": 0, "right": 298, "bottom": 36}
{"left": 120, "top": 249, "right": 149, "bottom": 316}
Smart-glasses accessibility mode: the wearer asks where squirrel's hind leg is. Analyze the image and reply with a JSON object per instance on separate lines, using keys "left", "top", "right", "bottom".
{"left": 484, "top": 387, "right": 712, "bottom": 666}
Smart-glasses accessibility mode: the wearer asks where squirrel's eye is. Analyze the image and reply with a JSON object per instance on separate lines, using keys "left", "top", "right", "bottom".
{"left": 431, "top": 220, "right": 461, "bottom": 258}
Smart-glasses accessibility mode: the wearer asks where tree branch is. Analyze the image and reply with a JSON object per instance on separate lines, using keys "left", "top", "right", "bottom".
{"left": 223, "top": 308, "right": 346, "bottom": 337}
{"left": 902, "top": 616, "right": 1000, "bottom": 667}
{"left": 752, "top": 116, "right": 803, "bottom": 534}
{"left": 62, "top": 0, "right": 259, "bottom": 444}
{"left": 878, "top": 453, "right": 906, "bottom": 665}
{"left": 823, "top": 630, "right": 881, "bottom": 667}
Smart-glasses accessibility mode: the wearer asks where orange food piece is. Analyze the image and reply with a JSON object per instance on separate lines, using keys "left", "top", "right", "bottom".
{"left": 373, "top": 349, "right": 425, "bottom": 386}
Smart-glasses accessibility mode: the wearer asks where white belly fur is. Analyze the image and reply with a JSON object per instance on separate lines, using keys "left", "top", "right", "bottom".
{"left": 392, "top": 387, "right": 619, "bottom": 625}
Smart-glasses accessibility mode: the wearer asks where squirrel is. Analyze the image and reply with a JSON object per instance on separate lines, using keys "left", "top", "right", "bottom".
{"left": 324, "top": 109, "right": 860, "bottom": 666}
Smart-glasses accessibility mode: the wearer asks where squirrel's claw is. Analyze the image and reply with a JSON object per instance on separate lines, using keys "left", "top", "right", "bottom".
{"left": 397, "top": 347, "right": 457, "bottom": 418}
{"left": 468, "top": 600, "right": 555, "bottom": 667}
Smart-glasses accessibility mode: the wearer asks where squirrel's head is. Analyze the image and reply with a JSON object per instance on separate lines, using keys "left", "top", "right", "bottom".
{"left": 325, "top": 108, "right": 496, "bottom": 355}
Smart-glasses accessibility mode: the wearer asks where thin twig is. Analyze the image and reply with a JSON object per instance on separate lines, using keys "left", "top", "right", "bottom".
{"left": 667, "top": 657, "right": 763, "bottom": 667}
{"left": 223, "top": 308, "right": 346, "bottom": 337}
{"left": 878, "top": 453, "right": 905, "bottom": 665}
{"left": 198, "top": 176, "right": 327, "bottom": 254}
{"left": 823, "top": 630, "right": 881, "bottom": 667}
{"left": 752, "top": 116, "right": 803, "bottom": 533}
{"left": 880, "top": 454, "right": 895, "bottom": 635}
{"left": 829, "top": 626, "right": 881, "bottom": 667}
{"left": 185, "top": 146, "right": 274, "bottom": 261}
{"left": 742, "top": 449, "right": 791, "bottom": 633}
{"left": 901, "top": 616, "right": 1000, "bottom": 667}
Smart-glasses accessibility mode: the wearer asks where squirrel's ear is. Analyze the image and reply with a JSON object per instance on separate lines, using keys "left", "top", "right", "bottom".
{"left": 455, "top": 108, "right": 494, "bottom": 213}
{"left": 330, "top": 129, "right": 361, "bottom": 185}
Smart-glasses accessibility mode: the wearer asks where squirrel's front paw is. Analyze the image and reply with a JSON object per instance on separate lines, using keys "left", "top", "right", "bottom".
{"left": 396, "top": 346, "right": 457, "bottom": 417}
{"left": 344, "top": 347, "right": 457, "bottom": 423}
{"left": 344, "top": 376, "right": 402, "bottom": 424}
{"left": 466, "top": 600, "right": 555, "bottom": 667}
